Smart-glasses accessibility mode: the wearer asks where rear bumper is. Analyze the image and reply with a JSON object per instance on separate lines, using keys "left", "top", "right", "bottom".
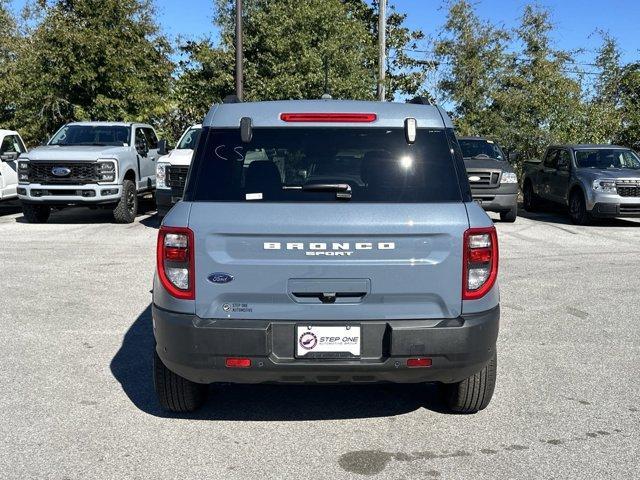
{"left": 153, "top": 305, "right": 500, "bottom": 385}
{"left": 472, "top": 192, "right": 518, "bottom": 212}
{"left": 590, "top": 202, "right": 640, "bottom": 218}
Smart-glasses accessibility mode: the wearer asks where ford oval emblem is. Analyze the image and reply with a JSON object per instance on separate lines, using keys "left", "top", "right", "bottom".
{"left": 468, "top": 175, "right": 481, "bottom": 182}
{"left": 52, "top": 166, "right": 72, "bottom": 177}
{"left": 208, "top": 273, "right": 234, "bottom": 284}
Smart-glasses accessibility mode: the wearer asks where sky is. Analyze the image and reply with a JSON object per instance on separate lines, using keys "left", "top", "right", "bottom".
{"left": 9, "top": 0, "right": 640, "bottom": 67}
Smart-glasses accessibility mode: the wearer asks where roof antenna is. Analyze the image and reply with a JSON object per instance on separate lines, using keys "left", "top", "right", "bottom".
{"left": 321, "top": 56, "right": 332, "bottom": 100}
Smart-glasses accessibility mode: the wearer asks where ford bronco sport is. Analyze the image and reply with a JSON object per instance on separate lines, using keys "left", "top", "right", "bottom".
{"left": 153, "top": 99, "right": 500, "bottom": 414}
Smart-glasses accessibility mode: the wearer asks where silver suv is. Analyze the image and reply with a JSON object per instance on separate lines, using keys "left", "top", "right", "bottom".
{"left": 523, "top": 144, "right": 640, "bottom": 224}
{"left": 152, "top": 99, "right": 500, "bottom": 414}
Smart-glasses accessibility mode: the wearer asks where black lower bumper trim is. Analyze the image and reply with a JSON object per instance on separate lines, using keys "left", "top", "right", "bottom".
{"left": 591, "top": 202, "right": 640, "bottom": 218}
{"left": 153, "top": 306, "right": 500, "bottom": 385}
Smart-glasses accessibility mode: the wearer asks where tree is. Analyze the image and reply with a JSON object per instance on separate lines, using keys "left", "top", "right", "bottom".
{"left": 617, "top": 63, "right": 640, "bottom": 149}
{"left": 177, "top": 0, "right": 424, "bottom": 106}
{"left": 434, "top": 0, "right": 510, "bottom": 136}
{"left": 583, "top": 32, "right": 624, "bottom": 144}
{"left": 492, "top": 5, "right": 584, "bottom": 164}
{"left": 14, "top": 0, "right": 174, "bottom": 143}
{"left": 0, "top": 0, "right": 19, "bottom": 125}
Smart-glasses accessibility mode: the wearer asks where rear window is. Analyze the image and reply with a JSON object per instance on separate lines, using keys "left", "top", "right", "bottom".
{"left": 186, "top": 128, "right": 463, "bottom": 203}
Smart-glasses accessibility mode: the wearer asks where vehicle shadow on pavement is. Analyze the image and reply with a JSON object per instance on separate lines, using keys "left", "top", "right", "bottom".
{"left": 111, "top": 305, "right": 450, "bottom": 421}
{"left": 13, "top": 201, "right": 159, "bottom": 225}
{"left": 0, "top": 200, "right": 22, "bottom": 217}
{"left": 517, "top": 203, "right": 639, "bottom": 227}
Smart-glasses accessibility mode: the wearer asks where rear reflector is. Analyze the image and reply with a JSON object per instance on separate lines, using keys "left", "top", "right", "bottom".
{"left": 280, "top": 113, "right": 377, "bottom": 123}
{"left": 225, "top": 358, "right": 252, "bottom": 368}
{"left": 407, "top": 358, "right": 432, "bottom": 368}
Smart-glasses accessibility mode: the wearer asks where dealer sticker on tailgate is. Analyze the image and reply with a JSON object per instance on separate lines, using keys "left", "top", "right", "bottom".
{"left": 296, "top": 325, "right": 361, "bottom": 358}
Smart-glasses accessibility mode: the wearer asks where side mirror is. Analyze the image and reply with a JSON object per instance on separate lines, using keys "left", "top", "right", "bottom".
{"left": 157, "top": 140, "right": 168, "bottom": 156}
{"left": 508, "top": 151, "right": 520, "bottom": 163}
{"left": 0, "top": 152, "right": 18, "bottom": 162}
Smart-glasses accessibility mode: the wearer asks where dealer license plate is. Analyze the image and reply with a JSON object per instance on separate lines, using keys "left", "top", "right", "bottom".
{"left": 296, "top": 325, "right": 361, "bottom": 358}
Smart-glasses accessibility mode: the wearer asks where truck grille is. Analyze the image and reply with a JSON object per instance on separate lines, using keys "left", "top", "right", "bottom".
{"left": 167, "top": 166, "right": 189, "bottom": 198}
{"left": 616, "top": 181, "right": 640, "bottom": 198}
{"left": 28, "top": 162, "right": 99, "bottom": 185}
{"left": 467, "top": 170, "right": 502, "bottom": 188}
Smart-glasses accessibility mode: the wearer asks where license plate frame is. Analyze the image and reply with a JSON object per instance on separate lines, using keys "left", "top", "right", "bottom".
{"left": 295, "top": 325, "right": 361, "bottom": 359}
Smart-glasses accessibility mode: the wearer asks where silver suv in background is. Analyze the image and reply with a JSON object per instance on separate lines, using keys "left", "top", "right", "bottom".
{"left": 522, "top": 144, "right": 640, "bottom": 224}
{"left": 459, "top": 137, "right": 519, "bottom": 222}
{"left": 17, "top": 122, "right": 166, "bottom": 223}
{"left": 152, "top": 99, "right": 500, "bottom": 414}
{"left": 155, "top": 124, "right": 202, "bottom": 218}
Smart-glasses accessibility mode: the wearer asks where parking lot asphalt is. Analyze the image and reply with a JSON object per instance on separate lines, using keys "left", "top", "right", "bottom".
{"left": 1, "top": 202, "right": 639, "bottom": 480}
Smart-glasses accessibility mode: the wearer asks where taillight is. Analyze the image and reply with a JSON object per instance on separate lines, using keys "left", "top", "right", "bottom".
{"left": 463, "top": 227, "right": 499, "bottom": 300}
{"left": 157, "top": 226, "right": 195, "bottom": 300}
{"left": 280, "top": 113, "right": 377, "bottom": 123}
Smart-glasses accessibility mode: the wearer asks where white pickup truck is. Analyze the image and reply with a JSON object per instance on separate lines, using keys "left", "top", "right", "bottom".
{"left": 17, "top": 122, "right": 167, "bottom": 223}
{"left": 0, "top": 129, "right": 27, "bottom": 201}
{"left": 155, "top": 124, "right": 201, "bottom": 218}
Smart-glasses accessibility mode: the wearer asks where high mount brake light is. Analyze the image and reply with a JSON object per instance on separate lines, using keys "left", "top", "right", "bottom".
{"left": 463, "top": 227, "right": 499, "bottom": 300}
{"left": 157, "top": 226, "right": 195, "bottom": 300}
{"left": 280, "top": 113, "right": 377, "bottom": 123}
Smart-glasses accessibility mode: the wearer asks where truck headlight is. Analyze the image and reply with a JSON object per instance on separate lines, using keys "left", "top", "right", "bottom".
{"left": 18, "top": 160, "right": 29, "bottom": 183}
{"left": 592, "top": 179, "right": 617, "bottom": 193}
{"left": 501, "top": 172, "right": 518, "bottom": 184}
{"left": 157, "top": 162, "right": 170, "bottom": 189}
{"left": 97, "top": 160, "right": 117, "bottom": 183}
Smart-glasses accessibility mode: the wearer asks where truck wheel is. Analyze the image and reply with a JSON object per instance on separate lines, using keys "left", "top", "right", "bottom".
{"left": 445, "top": 351, "right": 497, "bottom": 414}
{"left": 569, "top": 191, "right": 591, "bottom": 225}
{"left": 153, "top": 350, "right": 207, "bottom": 412}
{"left": 523, "top": 182, "right": 540, "bottom": 212}
{"left": 113, "top": 179, "right": 138, "bottom": 224}
{"left": 500, "top": 205, "right": 518, "bottom": 223}
{"left": 22, "top": 204, "right": 51, "bottom": 223}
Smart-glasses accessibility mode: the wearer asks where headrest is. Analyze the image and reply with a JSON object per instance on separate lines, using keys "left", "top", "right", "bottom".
{"left": 245, "top": 160, "right": 282, "bottom": 193}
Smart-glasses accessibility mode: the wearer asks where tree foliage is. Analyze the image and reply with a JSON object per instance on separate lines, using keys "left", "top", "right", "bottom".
{"left": 0, "top": 0, "right": 19, "bottom": 124}
{"left": 0, "top": 0, "right": 638, "bottom": 154}
{"left": 14, "top": 0, "right": 173, "bottom": 143}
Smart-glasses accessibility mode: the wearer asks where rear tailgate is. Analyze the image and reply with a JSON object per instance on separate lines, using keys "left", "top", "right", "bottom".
{"left": 190, "top": 203, "right": 469, "bottom": 320}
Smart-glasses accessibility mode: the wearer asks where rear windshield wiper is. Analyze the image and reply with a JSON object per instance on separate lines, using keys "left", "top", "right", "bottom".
{"left": 301, "top": 183, "right": 352, "bottom": 200}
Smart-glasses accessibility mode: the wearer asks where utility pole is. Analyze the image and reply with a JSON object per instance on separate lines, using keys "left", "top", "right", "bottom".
{"left": 235, "top": 0, "right": 244, "bottom": 101}
{"left": 377, "top": 0, "right": 387, "bottom": 101}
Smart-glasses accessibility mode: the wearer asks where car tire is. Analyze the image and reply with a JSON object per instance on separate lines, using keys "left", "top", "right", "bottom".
{"left": 153, "top": 350, "right": 208, "bottom": 413}
{"left": 445, "top": 351, "right": 497, "bottom": 414}
{"left": 569, "top": 190, "right": 591, "bottom": 225}
{"left": 523, "top": 182, "right": 540, "bottom": 212}
{"left": 500, "top": 205, "right": 518, "bottom": 223}
{"left": 22, "top": 204, "right": 51, "bottom": 223}
{"left": 113, "top": 179, "right": 138, "bottom": 224}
